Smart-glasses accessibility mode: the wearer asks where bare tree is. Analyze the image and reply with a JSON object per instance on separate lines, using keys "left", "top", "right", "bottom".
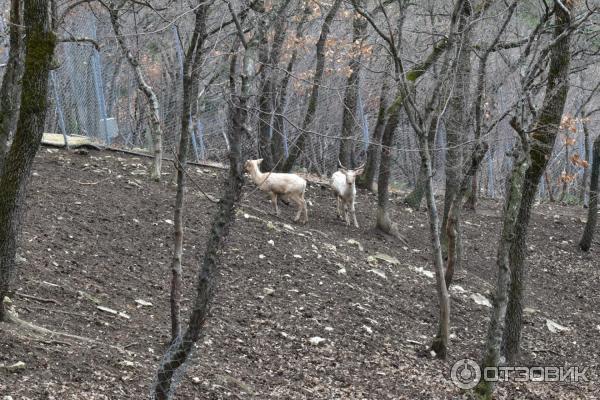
{"left": 503, "top": 0, "right": 577, "bottom": 363}
{"left": 103, "top": 0, "right": 165, "bottom": 181}
{"left": 281, "top": 0, "right": 342, "bottom": 172}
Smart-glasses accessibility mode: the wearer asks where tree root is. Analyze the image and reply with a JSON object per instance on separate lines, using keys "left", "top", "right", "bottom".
{"left": 3, "top": 310, "right": 133, "bottom": 355}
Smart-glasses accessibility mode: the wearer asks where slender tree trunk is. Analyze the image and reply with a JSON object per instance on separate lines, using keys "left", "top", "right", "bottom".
{"left": 404, "top": 119, "right": 436, "bottom": 209}
{"left": 357, "top": 78, "right": 388, "bottom": 191}
{"left": 579, "top": 119, "right": 590, "bottom": 205}
{"left": 579, "top": 135, "right": 600, "bottom": 251}
{"left": 166, "top": 3, "right": 209, "bottom": 342}
{"left": 376, "top": 93, "right": 401, "bottom": 236}
{"left": 338, "top": 13, "right": 367, "bottom": 168}
{"left": 418, "top": 130, "right": 450, "bottom": 359}
{"left": 441, "top": 0, "right": 472, "bottom": 253}
{"left": 257, "top": 11, "right": 288, "bottom": 171}
{"left": 281, "top": 0, "right": 342, "bottom": 172}
{"left": 108, "top": 8, "right": 164, "bottom": 181}
{"left": 476, "top": 124, "right": 530, "bottom": 400}
{"left": 0, "top": 0, "right": 57, "bottom": 321}
{"left": 0, "top": 0, "right": 24, "bottom": 169}
{"left": 445, "top": 142, "right": 488, "bottom": 288}
{"left": 502, "top": 2, "right": 573, "bottom": 363}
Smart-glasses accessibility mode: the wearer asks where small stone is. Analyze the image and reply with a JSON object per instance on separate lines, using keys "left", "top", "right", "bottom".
{"left": 470, "top": 293, "right": 492, "bottom": 308}
{"left": 134, "top": 299, "right": 153, "bottom": 307}
{"left": 337, "top": 267, "right": 347, "bottom": 275}
{"left": 367, "top": 269, "right": 387, "bottom": 279}
{"left": 259, "top": 254, "right": 266, "bottom": 259}
{"left": 263, "top": 288, "right": 275, "bottom": 296}
{"left": 192, "top": 377, "right": 201, "bottom": 384}
{"left": 362, "top": 325, "right": 373, "bottom": 334}
{"left": 293, "top": 254, "right": 302, "bottom": 259}
{"left": 309, "top": 336, "right": 326, "bottom": 346}
{"left": 164, "top": 219, "right": 174, "bottom": 225}
{"left": 0, "top": 361, "right": 26, "bottom": 373}
{"left": 267, "top": 240, "right": 275, "bottom": 246}
{"left": 346, "top": 239, "right": 364, "bottom": 251}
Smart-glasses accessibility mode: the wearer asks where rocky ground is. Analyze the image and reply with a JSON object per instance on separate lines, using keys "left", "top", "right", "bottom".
{"left": 0, "top": 147, "right": 598, "bottom": 399}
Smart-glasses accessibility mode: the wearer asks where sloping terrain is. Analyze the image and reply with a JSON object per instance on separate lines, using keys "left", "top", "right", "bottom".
{"left": 0, "top": 148, "right": 598, "bottom": 399}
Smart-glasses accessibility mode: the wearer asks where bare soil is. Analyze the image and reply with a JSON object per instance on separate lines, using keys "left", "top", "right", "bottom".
{"left": 1, "top": 148, "right": 598, "bottom": 399}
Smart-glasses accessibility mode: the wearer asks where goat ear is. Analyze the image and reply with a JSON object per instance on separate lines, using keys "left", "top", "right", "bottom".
{"left": 356, "top": 167, "right": 365, "bottom": 175}
{"left": 257, "top": 158, "right": 263, "bottom": 164}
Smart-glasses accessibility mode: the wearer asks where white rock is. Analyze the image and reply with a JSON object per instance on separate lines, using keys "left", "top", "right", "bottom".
{"left": 134, "top": 299, "right": 153, "bottom": 307}
{"left": 347, "top": 239, "right": 364, "bottom": 251}
{"left": 325, "top": 326, "right": 334, "bottom": 332}
{"left": 412, "top": 266, "right": 434, "bottom": 279}
{"left": 450, "top": 285, "right": 466, "bottom": 294}
{"left": 546, "top": 319, "right": 570, "bottom": 333}
{"left": 337, "top": 267, "right": 347, "bottom": 275}
{"left": 259, "top": 254, "right": 266, "bottom": 259}
{"left": 192, "top": 377, "right": 201, "bottom": 384}
{"left": 268, "top": 240, "right": 275, "bottom": 246}
{"left": 263, "top": 288, "right": 275, "bottom": 296}
{"left": 470, "top": 293, "right": 492, "bottom": 308}
{"left": 164, "top": 219, "right": 174, "bottom": 225}
{"left": 293, "top": 254, "right": 302, "bottom": 259}
{"left": 362, "top": 325, "right": 373, "bottom": 334}
{"left": 309, "top": 336, "right": 326, "bottom": 346}
{"left": 367, "top": 269, "right": 387, "bottom": 279}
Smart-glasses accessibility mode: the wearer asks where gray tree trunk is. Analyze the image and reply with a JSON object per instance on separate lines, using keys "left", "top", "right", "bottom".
{"left": 0, "top": 0, "right": 24, "bottom": 169}
{"left": 579, "top": 135, "right": 600, "bottom": 251}
{"left": 502, "top": 2, "right": 574, "bottom": 363}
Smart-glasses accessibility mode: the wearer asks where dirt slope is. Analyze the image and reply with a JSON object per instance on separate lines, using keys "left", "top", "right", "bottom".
{"left": 0, "top": 148, "right": 598, "bottom": 399}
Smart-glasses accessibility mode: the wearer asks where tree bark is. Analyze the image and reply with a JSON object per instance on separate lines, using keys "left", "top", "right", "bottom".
{"left": 502, "top": 1, "right": 573, "bottom": 363}
{"left": 579, "top": 135, "right": 600, "bottom": 251}
{"left": 281, "top": 0, "right": 342, "bottom": 172}
{"left": 0, "top": 0, "right": 24, "bottom": 170}
{"left": 0, "top": 0, "right": 57, "bottom": 321}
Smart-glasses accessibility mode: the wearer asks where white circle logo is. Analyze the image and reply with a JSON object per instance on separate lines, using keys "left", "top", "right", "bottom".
{"left": 450, "top": 358, "right": 481, "bottom": 390}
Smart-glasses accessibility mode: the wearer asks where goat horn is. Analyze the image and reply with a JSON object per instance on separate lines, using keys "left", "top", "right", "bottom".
{"left": 338, "top": 159, "right": 347, "bottom": 170}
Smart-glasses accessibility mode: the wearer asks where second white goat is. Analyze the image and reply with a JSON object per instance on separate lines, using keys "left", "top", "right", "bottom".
{"left": 331, "top": 161, "right": 364, "bottom": 228}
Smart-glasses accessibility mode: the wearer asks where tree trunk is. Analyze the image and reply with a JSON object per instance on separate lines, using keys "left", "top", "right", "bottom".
{"left": 0, "top": 0, "right": 24, "bottom": 169}
{"left": 357, "top": 78, "right": 388, "bottom": 191}
{"left": 418, "top": 131, "right": 450, "bottom": 359}
{"left": 579, "top": 135, "right": 600, "bottom": 251}
{"left": 502, "top": 2, "right": 573, "bottom": 363}
{"left": 0, "top": 0, "right": 57, "bottom": 321}
{"left": 338, "top": 13, "right": 367, "bottom": 168}
{"left": 281, "top": 0, "right": 342, "bottom": 172}
{"left": 579, "top": 119, "right": 590, "bottom": 205}
{"left": 404, "top": 118, "right": 436, "bottom": 209}
{"left": 109, "top": 8, "right": 164, "bottom": 181}
{"left": 166, "top": 3, "right": 209, "bottom": 343}
{"left": 445, "top": 142, "right": 488, "bottom": 288}
{"left": 441, "top": 0, "right": 472, "bottom": 253}
{"left": 476, "top": 127, "right": 530, "bottom": 400}
{"left": 375, "top": 93, "right": 401, "bottom": 236}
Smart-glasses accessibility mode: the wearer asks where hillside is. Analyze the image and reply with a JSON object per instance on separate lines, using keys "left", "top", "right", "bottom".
{"left": 0, "top": 148, "right": 598, "bottom": 399}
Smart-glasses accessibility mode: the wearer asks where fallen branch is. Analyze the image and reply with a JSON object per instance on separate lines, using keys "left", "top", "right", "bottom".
{"left": 16, "top": 292, "right": 61, "bottom": 305}
{"left": 4, "top": 310, "right": 133, "bottom": 355}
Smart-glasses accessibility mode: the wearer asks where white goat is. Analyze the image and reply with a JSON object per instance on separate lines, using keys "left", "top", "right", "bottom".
{"left": 331, "top": 161, "right": 364, "bottom": 228}
{"left": 244, "top": 159, "right": 308, "bottom": 223}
